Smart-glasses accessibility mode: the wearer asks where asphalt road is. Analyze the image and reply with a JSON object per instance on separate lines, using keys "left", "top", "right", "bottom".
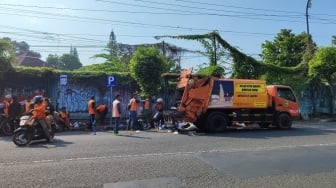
{"left": 0, "top": 121, "right": 336, "bottom": 188}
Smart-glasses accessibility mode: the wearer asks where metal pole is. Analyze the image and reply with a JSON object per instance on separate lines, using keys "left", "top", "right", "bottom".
{"left": 109, "top": 87, "right": 113, "bottom": 128}
{"left": 306, "top": 0, "right": 312, "bottom": 36}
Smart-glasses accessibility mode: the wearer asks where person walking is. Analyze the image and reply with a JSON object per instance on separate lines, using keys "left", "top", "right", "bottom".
{"left": 128, "top": 93, "right": 138, "bottom": 131}
{"left": 142, "top": 97, "right": 151, "bottom": 129}
{"left": 87, "top": 96, "right": 97, "bottom": 135}
{"left": 112, "top": 94, "right": 122, "bottom": 136}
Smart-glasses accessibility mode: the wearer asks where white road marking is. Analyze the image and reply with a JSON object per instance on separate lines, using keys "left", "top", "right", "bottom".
{"left": 1, "top": 142, "right": 336, "bottom": 166}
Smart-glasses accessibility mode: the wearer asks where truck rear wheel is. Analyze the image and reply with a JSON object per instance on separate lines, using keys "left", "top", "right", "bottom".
{"left": 207, "top": 112, "right": 229, "bottom": 132}
{"left": 276, "top": 113, "right": 292, "bottom": 129}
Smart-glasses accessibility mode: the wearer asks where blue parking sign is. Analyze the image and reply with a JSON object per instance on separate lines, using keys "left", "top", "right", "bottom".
{"left": 107, "top": 75, "right": 116, "bottom": 87}
{"left": 60, "top": 74, "right": 68, "bottom": 86}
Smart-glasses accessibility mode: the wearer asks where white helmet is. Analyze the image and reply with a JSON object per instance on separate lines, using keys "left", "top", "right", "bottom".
{"left": 156, "top": 98, "right": 163, "bottom": 103}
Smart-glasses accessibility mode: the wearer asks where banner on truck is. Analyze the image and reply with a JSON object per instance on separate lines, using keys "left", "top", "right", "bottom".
{"left": 208, "top": 80, "right": 268, "bottom": 108}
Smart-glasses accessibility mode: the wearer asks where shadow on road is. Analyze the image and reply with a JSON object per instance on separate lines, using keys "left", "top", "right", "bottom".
{"left": 197, "top": 125, "right": 336, "bottom": 139}
{"left": 27, "top": 138, "right": 74, "bottom": 148}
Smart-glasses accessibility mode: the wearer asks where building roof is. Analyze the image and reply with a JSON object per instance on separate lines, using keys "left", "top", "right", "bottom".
{"left": 16, "top": 52, "right": 50, "bottom": 67}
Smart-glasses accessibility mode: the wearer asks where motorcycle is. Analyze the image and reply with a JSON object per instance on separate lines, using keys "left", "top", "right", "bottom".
{"left": 0, "top": 114, "right": 13, "bottom": 136}
{"left": 12, "top": 115, "right": 55, "bottom": 146}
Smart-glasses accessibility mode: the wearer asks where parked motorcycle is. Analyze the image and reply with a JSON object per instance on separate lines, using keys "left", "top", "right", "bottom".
{"left": 12, "top": 115, "right": 55, "bottom": 146}
{"left": 0, "top": 114, "right": 13, "bottom": 136}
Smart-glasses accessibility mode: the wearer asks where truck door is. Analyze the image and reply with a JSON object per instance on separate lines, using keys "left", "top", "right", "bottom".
{"left": 275, "top": 87, "right": 300, "bottom": 118}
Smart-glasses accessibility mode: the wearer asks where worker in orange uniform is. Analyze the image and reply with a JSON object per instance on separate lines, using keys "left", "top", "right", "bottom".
{"left": 87, "top": 96, "right": 96, "bottom": 135}
{"left": 128, "top": 93, "right": 138, "bottom": 131}
{"left": 32, "top": 96, "right": 52, "bottom": 142}
{"left": 142, "top": 97, "right": 151, "bottom": 129}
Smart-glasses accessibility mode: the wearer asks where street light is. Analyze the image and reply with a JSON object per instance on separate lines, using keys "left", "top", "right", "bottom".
{"left": 306, "top": 0, "right": 312, "bottom": 36}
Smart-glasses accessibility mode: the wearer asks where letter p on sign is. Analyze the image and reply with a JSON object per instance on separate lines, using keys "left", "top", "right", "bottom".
{"left": 107, "top": 75, "right": 116, "bottom": 87}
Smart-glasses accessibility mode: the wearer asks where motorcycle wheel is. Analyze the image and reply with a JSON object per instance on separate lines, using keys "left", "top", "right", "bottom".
{"left": 1, "top": 121, "right": 13, "bottom": 136}
{"left": 13, "top": 130, "right": 32, "bottom": 146}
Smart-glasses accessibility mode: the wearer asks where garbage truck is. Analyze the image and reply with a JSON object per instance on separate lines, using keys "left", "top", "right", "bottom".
{"left": 173, "top": 68, "right": 300, "bottom": 132}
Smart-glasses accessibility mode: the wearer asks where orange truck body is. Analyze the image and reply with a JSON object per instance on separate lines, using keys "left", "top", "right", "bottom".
{"left": 174, "top": 74, "right": 300, "bottom": 132}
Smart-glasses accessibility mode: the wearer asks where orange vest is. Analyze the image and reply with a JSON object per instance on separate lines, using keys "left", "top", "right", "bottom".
{"left": 112, "top": 100, "right": 121, "bottom": 117}
{"left": 88, "top": 99, "right": 96, "bottom": 115}
{"left": 129, "top": 98, "right": 137, "bottom": 111}
{"left": 32, "top": 103, "right": 46, "bottom": 119}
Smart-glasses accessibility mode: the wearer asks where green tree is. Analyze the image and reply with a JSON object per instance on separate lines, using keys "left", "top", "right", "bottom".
{"left": 130, "top": 46, "right": 169, "bottom": 96}
{"left": 156, "top": 31, "right": 230, "bottom": 76}
{"left": 46, "top": 54, "right": 60, "bottom": 68}
{"left": 0, "top": 39, "right": 14, "bottom": 77}
{"left": 59, "top": 54, "right": 82, "bottom": 70}
{"left": 156, "top": 31, "right": 300, "bottom": 79}
{"left": 309, "top": 46, "right": 336, "bottom": 115}
{"left": 107, "top": 30, "right": 119, "bottom": 58}
{"left": 261, "top": 29, "right": 309, "bottom": 85}
{"left": 2, "top": 37, "right": 41, "bottom": 58}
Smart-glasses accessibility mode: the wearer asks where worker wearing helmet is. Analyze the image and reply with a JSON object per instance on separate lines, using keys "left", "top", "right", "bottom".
{"left": 153, "top": 98, "right": 165, "bottom": 129}
{"left": 32, "top": 96, "right": 52, "bottom": 142}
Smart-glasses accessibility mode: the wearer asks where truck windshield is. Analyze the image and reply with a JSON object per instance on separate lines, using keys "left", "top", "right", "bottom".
{"left": 277, "top": 88, "right": 296, "bottom": 102}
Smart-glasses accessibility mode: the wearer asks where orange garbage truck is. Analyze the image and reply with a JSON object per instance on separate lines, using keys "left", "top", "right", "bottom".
{"left": 173, "top": 69, "right": 300, "bottom": 132}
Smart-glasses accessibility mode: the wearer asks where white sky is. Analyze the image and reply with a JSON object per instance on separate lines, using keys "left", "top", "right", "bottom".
{"left": 0, "top": 0, "right": 334, "bottom": 68}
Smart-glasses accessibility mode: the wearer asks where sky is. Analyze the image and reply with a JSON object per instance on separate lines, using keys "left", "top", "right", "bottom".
{"left": 0, "top": 0, "right": 335, "bottom": 69}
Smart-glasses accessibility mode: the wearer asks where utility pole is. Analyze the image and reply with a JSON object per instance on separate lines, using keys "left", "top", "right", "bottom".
{"left": 306, "top": 0, "right": 312, "bottom": 37}
{"left": 213, "top": 34, "right": 217, "bottom": 66}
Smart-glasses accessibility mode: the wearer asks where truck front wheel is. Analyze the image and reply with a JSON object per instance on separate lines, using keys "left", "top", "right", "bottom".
{"left": 207, "top": 112, "right": 229, "bottom": 132}
{"left": 276, "top": 113, "right": 292, "bottom": 129}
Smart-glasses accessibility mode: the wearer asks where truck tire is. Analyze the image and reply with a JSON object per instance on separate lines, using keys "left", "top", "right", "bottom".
{"left": 276, "top": 113, "right": 292, "bottom": 129}
{"left": 207, "top": 112, "right": 229, "bottom": 132}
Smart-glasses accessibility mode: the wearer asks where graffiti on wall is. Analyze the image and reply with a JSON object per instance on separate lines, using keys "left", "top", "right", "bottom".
{"left": 57, "top": 87, "right": 101, "bottom": 112}
{"left": 57, "top": 86, "right": 133, "bottom": 116}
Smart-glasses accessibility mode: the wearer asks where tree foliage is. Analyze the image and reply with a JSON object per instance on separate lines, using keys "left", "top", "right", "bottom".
{"left": 2, "top": 37, "right": 41, "bottom": 58}
{"left": 46, "top": 54, "right": 82, "bottom": 70}
{"left": 261, "top": 29, "right": 310, "bottom": 85}
{"left": 156, "top": 31, "right": 300, "bottom": 79}
{"left": 309, "top": 46, "right": 336, "bottom": 114}
{"left": 309, "top": 47, "right": 336, "bottom": 86}
{"left": 129, "top": 46, "right": 170, "bottom": 96}
{"left": 0, "top": 39, "right": 15, "bottom": 76}
{"left": 196, "top": 65, "right": 224, "bottom": 78}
